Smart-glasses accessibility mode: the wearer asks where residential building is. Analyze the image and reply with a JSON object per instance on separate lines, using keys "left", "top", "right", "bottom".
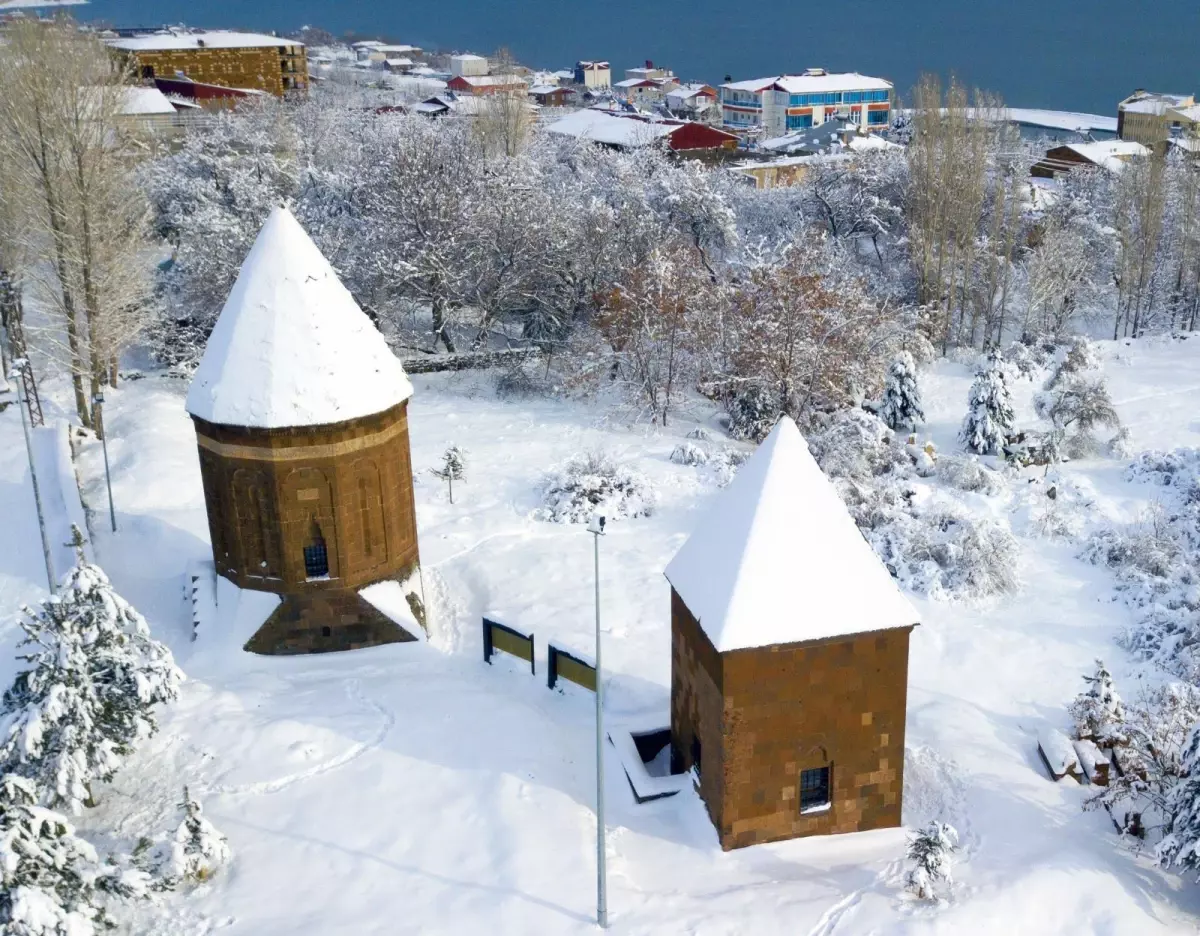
{"left": 625, "top": 61, "right": 673, "bottom": 82}
{"left": 153, "top": 75, "right": 262, "bottom": 110}
{"left": 449, "top": 53, "right": 488, "bottom": 77}
{"left": 544, "top": 109, "right": 738, "bottom": 152}
{"left": 1118, "top": 90, "right": 1199, "bottom": 144}
{"left": 720, "top": 68, "right": 892, "bottom": 136}
{"left": 445, "top": 74, "right": 525, "bottom": 96}
{"left": 574, "top": 60, "right": 611, "bottom": 89}
{"left": 665, "top": 84, "right": 718, "bottom": 119}
{"left": 105, "top": 29, "right": 307, "bottom": 96}
{"left": 1031, "top": 140, "right": 1150, "bottom": 178}
{"left": 666, "top": 417, "right": 917, "bottom": 849}
{"left": 528, "top": 85, "right": 576, "bottom": 107}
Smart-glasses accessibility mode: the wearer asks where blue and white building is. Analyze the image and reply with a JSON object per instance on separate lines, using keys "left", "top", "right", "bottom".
{"left": 720, "top": 68, "right": 893, "bottom": 136}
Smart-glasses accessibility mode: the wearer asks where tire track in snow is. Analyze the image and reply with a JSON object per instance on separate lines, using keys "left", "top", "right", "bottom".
{"left": 201, "top": 678, "right": 394, "bottom": 798}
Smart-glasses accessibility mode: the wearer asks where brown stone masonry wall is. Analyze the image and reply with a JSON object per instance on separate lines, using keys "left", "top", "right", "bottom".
{"left": 670, "top": 589, "right": 727, "bottom": 834}
{"left": 192, "top": 401, "right": 419, "bottom": 594}
{"left": 120, "top": 44, "right": 308, "bottom": 96}
{"left": 718, "top": 627, "right": 913, "bottom": 849}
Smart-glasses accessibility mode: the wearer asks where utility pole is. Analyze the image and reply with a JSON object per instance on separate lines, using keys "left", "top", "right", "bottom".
{"left": 587, "top": 512, "right": 608, "bottom": 929}
{"left": 92, "top": 392, "right": 116, "bottom": 532}
{"left": 11, "top": 361, "right": 55, "bottom": 593}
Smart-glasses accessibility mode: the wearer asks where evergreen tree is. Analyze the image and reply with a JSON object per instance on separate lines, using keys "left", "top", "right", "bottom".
{"left": 959, "top": 353, "right": 1014, "bottom": 455}
{"left": 1068, "top": 659, "right": 1127, "bottom": 747}
{"left": 143, "top": 787, "right": 231, "bottom": 888}
{"left": 0, "top": 530, "right": 183, "bottom": 814}
{"left": 1157, "top": 726, "right": 1200, "bottom": 880}
{"left": 0, "top": 774, "right": 111, "bottom": 935}
{"left": 905, "top": 820, "right": 959, "bottom": 900}
{"left": 879, "top": 351, "right": 925, "bottom": 432}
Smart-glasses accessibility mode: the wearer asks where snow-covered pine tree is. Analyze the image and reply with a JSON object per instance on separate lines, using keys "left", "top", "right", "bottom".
{"left": 905, "top": 820, "right": 959, "bottom": 900}
{"left": 0, "top": 773, "right": 112, "bottom": 935}
{"left": 0, "top": 530, "right": 183, "bottom": 814}
{"left": 959, "top": 353, "right": 1014, "bottom": 456}
{"left": 1068, "top": 659, "right": 1127, "bottom": 747}
{"left": 440, "top": 445, "right": 466, "bottom": 481}
{"left": 1157, "top": 725, "right": 1200, "bottom": 880}
{"left": 879, "top": 351, "right": 925, "bottom": 432}
{"left": 144, "top": 787, "right": 231, "bottom": 888}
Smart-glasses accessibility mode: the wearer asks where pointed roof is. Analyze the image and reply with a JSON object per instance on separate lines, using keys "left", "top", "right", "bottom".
{"left": 664, "top": 417, "right": 918, "bottom": 653}
{"left": 186, "top": 207, "right": 412, "bottom": 429}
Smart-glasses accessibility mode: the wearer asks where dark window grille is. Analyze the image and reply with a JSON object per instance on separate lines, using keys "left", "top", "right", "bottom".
{"left": 799, "top": 766, "right": 831, "bottom": 810}
{"left": 304, "top": 540, "right": 329, "bottom": 577}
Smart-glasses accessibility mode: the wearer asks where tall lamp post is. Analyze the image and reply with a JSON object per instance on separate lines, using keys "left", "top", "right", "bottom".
{"left": 92, "top": 392, "right": 116, "bottom": 532}
{"left": 586, "top": 512, "right": 608, "bottom": 929}
{"left": 11, "top": 361, "right": 55, "bottom": 593}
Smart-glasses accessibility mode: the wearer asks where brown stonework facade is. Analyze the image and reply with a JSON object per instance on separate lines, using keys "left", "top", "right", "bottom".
{"left": 192, "top": 401, "right": 420, "bottom": 654}
{"left": 670, "top": 588, "right": 913, "bottom": 850}
{"left": 116, "top": 44, "right": 308, "bottom": 96}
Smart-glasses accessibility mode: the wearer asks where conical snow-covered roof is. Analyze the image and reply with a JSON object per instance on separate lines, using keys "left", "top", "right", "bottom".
{"left": 664, "top": 417, "right": 918, "bottom": 653}
{"left": 185, "top": 206, "right": 413, "bottom": 429}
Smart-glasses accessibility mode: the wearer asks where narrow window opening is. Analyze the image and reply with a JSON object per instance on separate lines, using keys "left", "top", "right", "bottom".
{"left": 799, "top": 765, "right": 831, "bottom": 812}
{"left": 304, "top": 523, "right": 329, "bottom": 578}
{"left": 690, "top": 736, "right": 702, "bottom": 780}
{"left": 321, "top": 626, "right": 332, "bottom": 637}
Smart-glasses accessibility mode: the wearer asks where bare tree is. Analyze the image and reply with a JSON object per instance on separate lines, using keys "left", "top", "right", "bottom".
{"left": 0, "top": 19, "right": 153, "bottom": 429}
{"left": 474, "top": 90, "right": 534, "bottom": 158}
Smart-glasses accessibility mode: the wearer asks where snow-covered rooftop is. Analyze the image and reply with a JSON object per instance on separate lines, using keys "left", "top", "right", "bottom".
{"left": 107, "top": 31, "right": 300, "bottom": 52}
{"left": 1063, "top": 140, "right": 1149, "bottom": 172}
{"left": 1005, "top": 108, "right": 1117, "bottom": 134}
{"left": 185, "top": 206, "right": 412, "bottom": 430}
{"left": 120, "top": 86, "right": 177, "bottom": 116}
{"left": 722, "top": 72, "right": 892, "bottom": 94}
{"left": 544, "top": 110, "right": 675, "bottom": 147}
{"left": 664, "top": 417, "right": 918, "bottom": 652}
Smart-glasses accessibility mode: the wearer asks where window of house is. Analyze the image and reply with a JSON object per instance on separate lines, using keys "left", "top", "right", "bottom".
{"left": 868, "top": 109, "right": 889, "bottom": 125}
{"left": 141, "top": 65, "right": 155, "bottom": 79}
{"left": 303, "top": 538, "right": 329, "bottom": 578}
{"left": 799, "top": 765, "right": 831, "bottom": 812}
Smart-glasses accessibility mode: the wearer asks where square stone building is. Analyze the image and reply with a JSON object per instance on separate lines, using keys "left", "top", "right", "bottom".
{"left": 666, "top": 417, "right": 918, "bottom": 850}
{"left": 185, "top": 206, "right": 421, "bottom": 654}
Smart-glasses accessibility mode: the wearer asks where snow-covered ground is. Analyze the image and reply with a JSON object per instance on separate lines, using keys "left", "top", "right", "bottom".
{"left": 4, "top": 337, "right": 1200, "bottom": 934}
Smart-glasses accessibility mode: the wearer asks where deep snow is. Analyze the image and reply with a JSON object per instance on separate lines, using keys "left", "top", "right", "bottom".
{"left": 3, "top": 337, "right": 1200, "bottom": 933}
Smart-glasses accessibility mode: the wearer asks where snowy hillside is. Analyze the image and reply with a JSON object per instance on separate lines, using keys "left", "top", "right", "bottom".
{"left": 4, "top": 337, "right": 1200, "bottom": 933}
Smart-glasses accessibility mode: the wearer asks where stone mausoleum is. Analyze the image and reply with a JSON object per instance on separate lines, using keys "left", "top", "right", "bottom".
{"left": 666, "top": 417, "right": 918, "bottom": 850}
{"left": 186, "top": 206, "right": 422, "bottom": 654}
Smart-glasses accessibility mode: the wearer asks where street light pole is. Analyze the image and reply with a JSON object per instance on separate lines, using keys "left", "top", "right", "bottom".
{"left": 92, "top": 392, "right": 116, "bottom": 532}
{"left": 11, "top": 362, "right": 55, "bottom": 593}
{"left": 587, "top": 512, "right": 608, "bottom": 929}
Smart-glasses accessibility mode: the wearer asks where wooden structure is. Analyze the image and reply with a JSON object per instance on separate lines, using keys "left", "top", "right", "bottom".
{"left": 665, "top": 417, "right": 918, "bottom": 849}
{"left": 186, "top": 207, "right": 420, "bottom": 654}
{"left": 107, "top": 31, "right": 307, "bottom": 97}
{"left": 1030, "top": 140, "right": 1149, "bottom": 178}
{"left": 482, "top": 618, "right": 535, "bottom": 673}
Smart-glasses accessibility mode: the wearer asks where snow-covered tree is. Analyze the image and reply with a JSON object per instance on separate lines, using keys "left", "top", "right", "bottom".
{"left": 142, "top": 787, "right": 231, "bottom": 888}
{"left": 0, "top": 532, "right": 183, "bottom": 813}
{"left": 959, "top": 353, "right": 1014, "bottom": 455}
{"left": 1159, "top": 723, "right": 1200, "bottom": 879}
{"left": 1068, "top": 660, "right": 1127, "bottom": 747}
{"left": 0, "top": 774, "right": 113, "bottom": 934}
{"left": 878, "top": 351, "right": 925, "bottom": 432}
{"left": 905, "top": 820, "right": 959, "bottom": 900}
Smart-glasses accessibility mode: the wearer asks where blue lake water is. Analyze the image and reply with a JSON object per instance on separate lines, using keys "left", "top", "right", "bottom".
{"left": 86, "top": 0, "right": 1199, "bottom": 115}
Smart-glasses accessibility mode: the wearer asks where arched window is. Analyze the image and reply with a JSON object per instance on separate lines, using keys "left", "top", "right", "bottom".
{"left": 232, "top": 468, "right": 279, "bottom": 579}
{"left": 303, "top": 521, "right": 329, "bottom": 578}
{"left": 354, "top": 459, "right": 385, "bottom": 570}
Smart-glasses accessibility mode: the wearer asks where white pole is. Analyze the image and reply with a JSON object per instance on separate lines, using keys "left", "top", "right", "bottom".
{"left": 12, "top": 363, "right": 55, "bottom": 593}
{"left": 590, "top": 517, "right": 608, "bottom": 928}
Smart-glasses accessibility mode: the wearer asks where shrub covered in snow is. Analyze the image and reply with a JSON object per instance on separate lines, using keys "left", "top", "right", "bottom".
{"left": 878, "top": 351, "right": 925, "bottom": 432}
{"left": 669, "top": 442, "right": 710, "bottom": 466}
{"left": 536, "top": 452, "right": 658, "bottom": 523}
{"left": 905, "top": 820, "right": 959, "bottom": 900}
{"left": 936, "top": 454, "right": 1003, "bottom": 495}
{"left": 686, "top": 427, "right": 712, "bottom": 441}
{"left": 1034, "top": 373, "right": 1121, "bottom": 460}
{"left": 140, "top": 787, "right": 231, "bottom": 888}
{"left": 1068, "top": 660, "right": 1127, "bottom": 746}
{"left": 959, "top": 352, "right": 1014, "bottom": 456}
{"left": 712, "top": 447, "right": 751, "bottom": 488}
{"left": 0, "top": 774, "right": 122, "bottom": 935}
{"left": 0, "top": 537, "right": 184, "bottom": 815}
{"left": 806, "top": 408, "right": 908, "bottom": 482}
{"left": 1044, "top": 335, "right": 1104, "bottom": 390}
{"left": 864, "top": 499, "right": 1020, "bottom": 600}
{"left": 724, "top": 385, "right": 779, "bottom": 442}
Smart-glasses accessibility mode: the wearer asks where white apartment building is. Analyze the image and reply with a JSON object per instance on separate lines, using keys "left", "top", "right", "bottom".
{"left": 720, "top": 68, "right": 893, "bottom": 136}
{"left": 450, "top": 53, "right": 489, "bottom": 77}
{"left": 575, "top": 60, "right": 612, "bottom": 89}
